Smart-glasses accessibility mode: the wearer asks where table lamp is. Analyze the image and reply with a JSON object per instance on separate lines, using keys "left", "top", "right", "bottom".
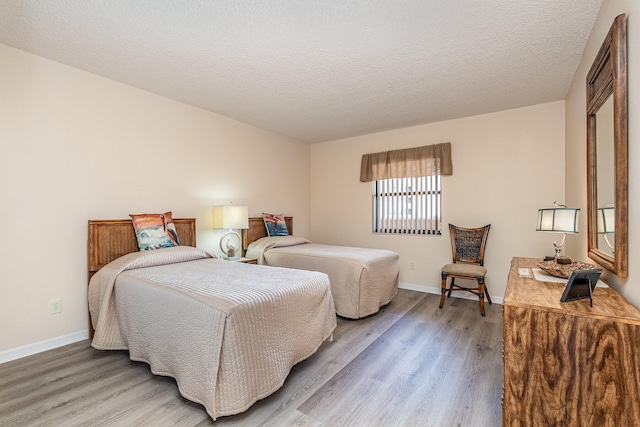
{"left": 213, "top": 205, "right": 249, "bottom": 260}
{"left": 536, "top": 202, "right": 579, "bottom": 263}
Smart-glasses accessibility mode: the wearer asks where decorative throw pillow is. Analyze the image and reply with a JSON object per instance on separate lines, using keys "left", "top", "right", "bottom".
{"left": 262, "top": 213, "right": 290, "bottom": 236}
{"left": 130, "top": 212, "right": 179, "bottom": 251}
{"left": 163, "top": 211, "right": 180, "bottom": 246}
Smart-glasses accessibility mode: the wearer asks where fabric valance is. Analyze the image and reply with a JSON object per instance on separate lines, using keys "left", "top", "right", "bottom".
{"left": 359, "top": 142, "right": 453, "bottom": 182}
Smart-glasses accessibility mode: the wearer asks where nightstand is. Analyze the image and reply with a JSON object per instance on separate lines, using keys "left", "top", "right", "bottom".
{"left": 229, "top": 257, "right": 257, "bottom": 264}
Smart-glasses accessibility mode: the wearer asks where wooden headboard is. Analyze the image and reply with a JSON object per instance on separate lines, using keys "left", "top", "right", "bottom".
{"left": 242, "top": 216, "right": 293, "bottom": 252}
{"left": 88, "top": 218, "right": 196, "bottom": 279}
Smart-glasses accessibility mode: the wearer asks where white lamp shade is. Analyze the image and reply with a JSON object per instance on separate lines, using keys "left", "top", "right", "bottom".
{"left": 597, "top": 206, "right": 615, "bottom": 234}
{"left": 536, "top": 207, "right": 579, "bottom": 233}
{"left": 212, "top": 205, "right": 249, "bottom": 229}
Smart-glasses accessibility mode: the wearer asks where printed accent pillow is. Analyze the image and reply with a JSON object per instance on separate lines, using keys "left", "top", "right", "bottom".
{"left": 130, "top": 212, "right": 180, "bottom": 251}
{"left": 163, "top": 211, "right": 180, "bottom": 246}
{"left": 262, "top": 213, "right": 290, "bottom": 236}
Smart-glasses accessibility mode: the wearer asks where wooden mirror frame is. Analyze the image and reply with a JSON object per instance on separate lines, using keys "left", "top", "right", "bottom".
{"left": 586, "top": 14, "right": 628, "bottom": 277}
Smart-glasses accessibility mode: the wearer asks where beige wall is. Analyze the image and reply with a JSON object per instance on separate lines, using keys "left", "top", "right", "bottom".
{"left": 310, "top": 101, "right": 566, "bottom": 300}
{"left": 565, "top": 0, "right": 640, "bottom": 307}
{"left": 0, "top": 44, "right": 311, "bottom": 354}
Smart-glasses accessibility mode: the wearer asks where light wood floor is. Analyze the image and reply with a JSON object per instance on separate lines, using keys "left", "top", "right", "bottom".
{"left": 0, "top": 290, "right": 503, "bottom": 426}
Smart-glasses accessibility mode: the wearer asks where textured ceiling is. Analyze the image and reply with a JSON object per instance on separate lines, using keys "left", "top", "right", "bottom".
{"left": 0, "top": 0, "right": 603, "bottom": 143}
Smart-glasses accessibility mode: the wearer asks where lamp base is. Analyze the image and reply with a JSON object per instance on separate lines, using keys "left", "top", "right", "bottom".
{"left": 544, "top": 255, "right": 572, "bottom": 264}
{"left": 220, "top": 230, "right": 241, "bottom": 259}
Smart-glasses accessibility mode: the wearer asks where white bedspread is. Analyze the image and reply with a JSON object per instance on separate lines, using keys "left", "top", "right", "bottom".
{"left": 246, "top": 237, "right": 399, "bottom": 319}
{"left": 88, "top": 246, "right": 336, "bottom": 420}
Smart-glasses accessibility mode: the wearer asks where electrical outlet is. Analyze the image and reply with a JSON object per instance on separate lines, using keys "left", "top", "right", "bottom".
{"left": 50, "top": 299, "right": 62, "bottom": 315}
{"left": 410, "top": 262, "right": 415, "bottom": 270}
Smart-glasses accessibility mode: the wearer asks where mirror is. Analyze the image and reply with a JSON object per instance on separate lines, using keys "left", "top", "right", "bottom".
{"left": 595, "top": 97, "right": 615, "bottom": 257}
{"left": 586, "top": 14, "right": 628, "bottom": 277}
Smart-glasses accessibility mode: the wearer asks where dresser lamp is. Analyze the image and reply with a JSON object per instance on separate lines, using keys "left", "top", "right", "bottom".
{"left": 536, "top": 203, "right": 579, "bottom": 263}
{"left": 212, "top": 205, "right": 249, "bottom": 260}
{"left": 597, "top": 205, "right": 615, "bottom": 250}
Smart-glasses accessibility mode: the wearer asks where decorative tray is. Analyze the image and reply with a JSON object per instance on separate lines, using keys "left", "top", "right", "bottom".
{"left": 537, "top": 260, "right": 599, "bottom": 279}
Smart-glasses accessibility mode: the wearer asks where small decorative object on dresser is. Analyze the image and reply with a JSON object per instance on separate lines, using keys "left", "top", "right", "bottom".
{"left": 559, "top": 267, "right": 602, "bottom": 307}
{"left": 537, "top": 259, "right": 598, "bottom": 278}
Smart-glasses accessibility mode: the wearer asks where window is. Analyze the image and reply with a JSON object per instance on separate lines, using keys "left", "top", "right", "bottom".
{"left": 373, "top": 175, "right": 442, "bottom": 235}
{"left": 360, "top": 142, "right": 452, "bottom": 235}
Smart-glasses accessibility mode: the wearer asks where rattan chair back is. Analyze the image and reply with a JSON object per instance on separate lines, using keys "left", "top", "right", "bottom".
{"left": 449, "top": 224, "right": 491, "bottom": 266}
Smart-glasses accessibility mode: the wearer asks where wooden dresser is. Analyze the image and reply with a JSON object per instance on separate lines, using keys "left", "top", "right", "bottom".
{"left": 503, "top": 257, "right": 640, "bottom": 426}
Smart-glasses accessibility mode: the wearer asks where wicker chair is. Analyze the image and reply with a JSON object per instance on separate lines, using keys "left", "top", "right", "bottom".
{"left": 439, "top": 224, "right": 491, "bottom": 315}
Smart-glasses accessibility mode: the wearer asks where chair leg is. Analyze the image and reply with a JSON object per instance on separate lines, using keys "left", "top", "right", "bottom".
{"left": 478, "top": 278, "right": 486, "bottom": 316}
{"left": 447, "top": 278, "right": 455, "bottom": 298}
{"left": 485, "top": 281, "right": 492, "bottom": 305}
{"left": 439, "top": 272, "right": 448, "bottom": 308}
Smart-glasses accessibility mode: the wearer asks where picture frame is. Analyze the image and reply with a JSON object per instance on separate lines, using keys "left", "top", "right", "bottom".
{"left": 560, "top": 268, "right": 603, "bottom": 307}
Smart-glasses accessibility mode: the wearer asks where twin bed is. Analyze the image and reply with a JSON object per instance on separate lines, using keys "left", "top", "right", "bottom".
{"left": 242, "top": 216, "right": 400, "bottom": 319}
{"left": 88, "top": 218, "right": 336, "bottom": 420}
{"left": 88, "top": 216, "right": 399, "bottom": 420}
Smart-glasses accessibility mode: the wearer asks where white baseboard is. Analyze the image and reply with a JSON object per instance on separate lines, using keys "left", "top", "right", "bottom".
{"left": 399, "top": 281, "right": 504, "bottom": 305}
{"left": 0, "top": 329, "right": 89, "bottom": 365}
